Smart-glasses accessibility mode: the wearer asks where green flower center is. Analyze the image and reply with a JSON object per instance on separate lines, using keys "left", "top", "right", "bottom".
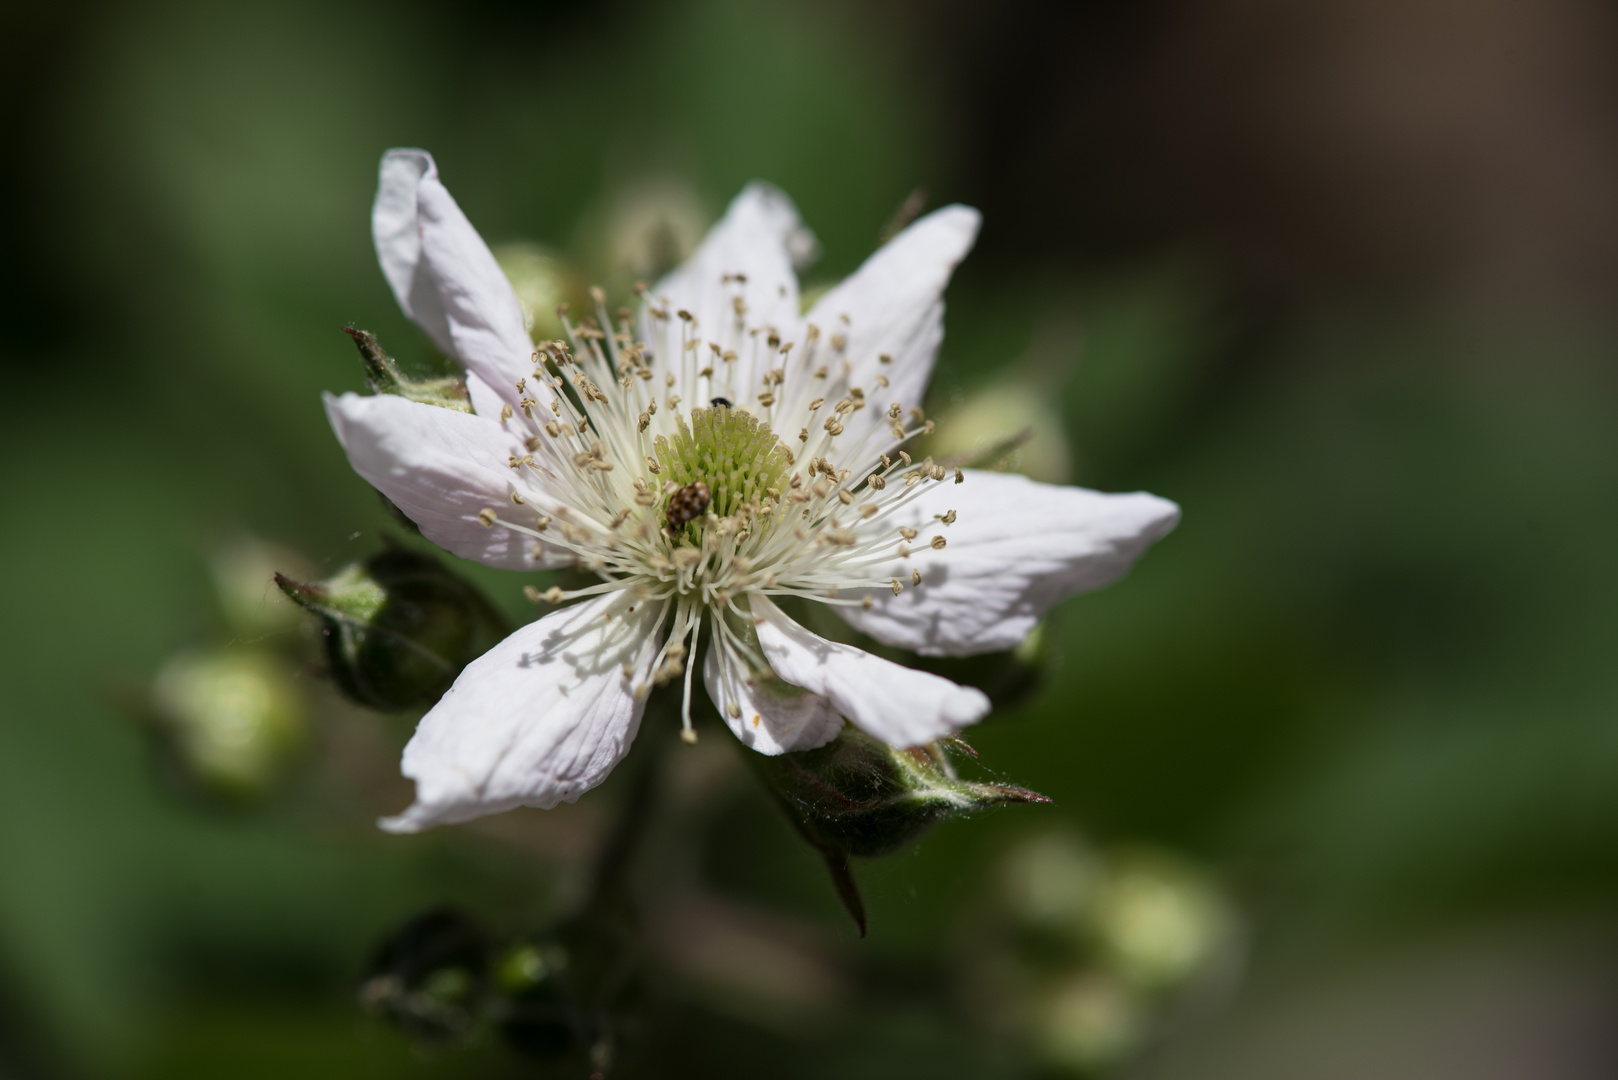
{"left": 653, "top": 406, "right": 792, "bottom": 532}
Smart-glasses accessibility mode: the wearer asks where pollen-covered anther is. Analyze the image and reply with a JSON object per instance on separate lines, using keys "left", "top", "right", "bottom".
{"left": 890, "top": 578, "right": 903, "bottom": 596}
{"left": 477, "top": 508, "right": 497, "bottom": 527}
{"left": 888, "top": 403, "right": 902, "bottom": 419}
{"left": 931, "top": 535, "right": 947, "bottom": 549}
{"left": 868, "top": 474, "right": 887, "bottom": 490}
{"left": 912, "top": 569, "right": 922, "bottom": 586}
{"left": 899, "top": 527, "right": 918, "bottom": 541}
{"left": 938, "top": 509, "right": 958, "bottom": 525}
{"left": 954, "top": 468, "right": 965, "bottom": 484}
{"left": 837, "top": 488, "right": 854, "bottom": 505}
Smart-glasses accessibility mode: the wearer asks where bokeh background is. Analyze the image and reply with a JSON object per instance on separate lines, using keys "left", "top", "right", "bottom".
{"left": 6, "top": 0, "right": 1618, "bottom": 1076}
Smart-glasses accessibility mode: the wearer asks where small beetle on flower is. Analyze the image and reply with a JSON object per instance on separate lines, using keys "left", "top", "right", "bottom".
{"left": 323, "top": 149, "right": 1179, "bottom": 832}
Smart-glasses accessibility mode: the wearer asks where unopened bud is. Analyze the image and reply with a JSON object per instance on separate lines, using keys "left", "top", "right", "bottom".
{"left": 751, "top": 726, "right": 1048, "bottom": 933}
{"left": 587, "top": 177, "right": 707, "bottom": 281}
{"left": 208, "top": 535, "right": 309, "bottom": 637}
{"left": 928, "top": 377, "right": 1072, "bottom": 483}
{"left": 359, "top": 907, "right": 488, "bottom": 1043}
{"left": 345, "top": 328, "right": 472, "bottom": 412}
{"left": 146, "top": 648, "right": 307, "bottom": 799}
{"left": 755, "top": 726, "right": 1049, "bottom": 859}
{"left": 493, "top": 243, "right": 578, "bottom": 343}
{"left": 276, "top": 546, "right": 509, "bottom": 710}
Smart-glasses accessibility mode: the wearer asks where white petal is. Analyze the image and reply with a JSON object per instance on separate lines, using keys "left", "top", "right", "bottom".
{"left": 324, "top": 391, "right": 569, "bottom": 570}
{"left": 463, "top": 370, "right": 507, "bottom": 421}
{"left": 382, "top": 595, "right": 663, "bottom": 832}
{"left": 751, "top": 596, "right": 989, "bottom": 748}
{"left": 840, "top": 469, "right": 1180, "bottom": 656}
{"left": 804, "top": 205, "right": 979, "bottom": 441}
{"left": 373, "top": 149, "right": 533, "bottom": 414}
{"left": 646, "top": 183, "right": 807, "bottom": 395}
{"left": 702, "top": 638, "right": 843, "bottom": 756}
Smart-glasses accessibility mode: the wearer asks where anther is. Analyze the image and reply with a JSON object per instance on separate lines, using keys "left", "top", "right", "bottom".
{"left": 879, "top": 353, "right": 893, "bottom": 364}
{"left": 954, "top": 468, "right": 965, "bottom": 484}
{"left": 477, "top": 509, "right": 497, "bottom": 527}
{"left": 939, "top": 509, "right": 957, "bottom": 525}
{"left": 931, "top": 535, "right": 947, "bottom": 549}
{"left": 500, "top": 403, "right": 513, "bottom": 422}
{"left": 912, "top": 569, "right": 922, "bottom": 586}
{"left": 890, "top": 578, "right": 903, "bottom": 596}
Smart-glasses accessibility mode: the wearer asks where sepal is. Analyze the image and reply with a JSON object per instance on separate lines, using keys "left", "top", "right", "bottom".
{"left": 344, "top": 327, "right": 472, "bottom": 412}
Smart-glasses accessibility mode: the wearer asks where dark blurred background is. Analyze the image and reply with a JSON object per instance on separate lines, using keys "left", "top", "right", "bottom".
{"left": 5, "top": 0, "right": 1618, "bottom": 1076}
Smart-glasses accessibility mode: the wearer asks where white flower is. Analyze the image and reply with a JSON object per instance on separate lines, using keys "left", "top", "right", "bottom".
{"left": 327, "top": 149, "right": 1180, "bottom": 833}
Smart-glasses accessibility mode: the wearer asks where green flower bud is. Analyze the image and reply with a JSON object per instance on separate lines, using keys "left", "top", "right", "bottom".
{"left": 491, "top": 937, "right": 578, "bottom": 1060}
{"left": 1087, "top": 849, "right": 1231, "bottom": 992}
{"left": 276, "top": 546, "right": 509, "bottom": 711}
{"left": 208, "top": 535, "right": 310, "bottom": 638}
{"left": 359, "top": 907, "right": 488, "bottom": 1043}
{"left": 751, "top": 726, "right": 1049, "bottom": 934}
{"left": 755, "top": 726, "right": 1050, "bottom": 859}
{"left": 345, "top": 327, "right": 472, "bottom": 412}
{"left": 1033, "top": 970, "right": 1144, "bottom": 1072}
{"left": 146, "top": 648, "right": 307, "bottom": 799}
{"left": 493, "top": 242, "right": 578, "bottom": 343}
{"left": 579, "top": 176, "right": 707, "bottom": 283}
{"left": 928, "top": 377, "right": 1072, "bottom": 483}
{"left": 492, "top": 901, "right": 637, "bottom": 1066}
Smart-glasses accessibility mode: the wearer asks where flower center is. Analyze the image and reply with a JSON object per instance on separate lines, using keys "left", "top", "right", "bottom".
{"left": 652, "top": 405, "right": 792, "bottom": 538}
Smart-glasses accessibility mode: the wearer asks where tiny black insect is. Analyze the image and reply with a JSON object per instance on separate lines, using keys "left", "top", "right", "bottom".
{"left": 709, "top": 397, "right": 732, "bottom": 409}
